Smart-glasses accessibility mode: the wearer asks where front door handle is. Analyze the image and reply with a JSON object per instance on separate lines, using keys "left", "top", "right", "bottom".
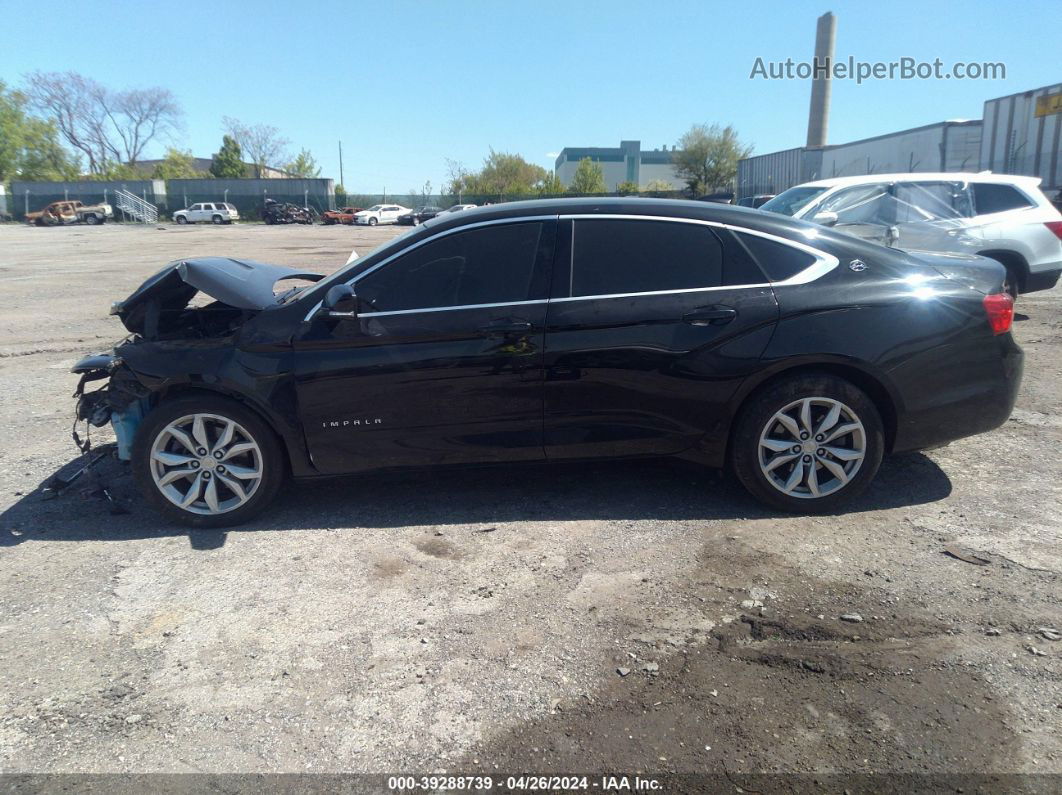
{"left": 682, "top": 306, "right": 737, "bottom": 326}
{"left": 477, "top": 319, "right": 533, "bottom": 336}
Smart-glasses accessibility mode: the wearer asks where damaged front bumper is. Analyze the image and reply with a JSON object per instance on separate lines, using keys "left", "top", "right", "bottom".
{"left": 72, "top": 353, "right": 151, "bottom": 460}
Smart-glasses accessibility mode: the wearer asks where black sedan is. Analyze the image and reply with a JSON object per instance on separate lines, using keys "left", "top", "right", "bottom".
{"left": 397, "top": 205, "right": 444, "bottom": 225}
{"left": 72, "top": 198, "right": 1021, "bottom": 526}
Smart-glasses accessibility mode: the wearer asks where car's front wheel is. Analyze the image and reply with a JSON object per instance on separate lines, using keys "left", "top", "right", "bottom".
{"left": 176, "top": 215, "right": 188, "bottom": 224}
{"left": 731, "top": 373, "right": 884, "bottom": 512}
{"left": 84, "top": 214, "right": 101, "bottom": 225}
{"left": 132, "top": 395, "right": 285, "bottom": 527}
{"left": 368, "top": 217, "right": 378, "bottom": 226}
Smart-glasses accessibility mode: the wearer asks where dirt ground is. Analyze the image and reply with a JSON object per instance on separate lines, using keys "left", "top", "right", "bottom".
{"left": 0, "top": 222, "right": 1059, "bottom": 785}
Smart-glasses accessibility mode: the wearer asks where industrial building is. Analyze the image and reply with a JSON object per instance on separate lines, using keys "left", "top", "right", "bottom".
{"left": 554, "top": 140, "right": 685, "bottom": 191}
{"left": 981, "top": 83, "right": 1062, "bottom": 192}
{"left": 738, "top": 82, "right": 1061, "bottom": 199}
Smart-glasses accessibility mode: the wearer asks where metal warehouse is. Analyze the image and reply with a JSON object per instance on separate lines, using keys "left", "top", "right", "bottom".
{"left": 737, "top": 120, "right": 983, "bottom": 199}
{"left": 982, "top": 83, "right": 1062, "bottom": 192}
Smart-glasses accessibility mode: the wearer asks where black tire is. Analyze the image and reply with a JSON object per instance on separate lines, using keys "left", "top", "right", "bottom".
{"left": 368, "top": 217, "right": 378, "bottom": 226}
{"left": 84, "top": 213, "right": 101, "bottom": 225}
{"left": 212, "top": 214, "right": 223, "bottom": 225}
{"left": 132, "top": 394, "right": 286, "bottom": 528}
{"left": 176, "top": 215, "right": 188, "bottom": 225}
{"left": 730, "top": 373, "right": 884, "bottom": 513}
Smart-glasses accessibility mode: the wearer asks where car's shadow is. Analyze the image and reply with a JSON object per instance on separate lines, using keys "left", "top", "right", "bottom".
{"left": 0, "top": 450, "right": 952, "bottom": 549}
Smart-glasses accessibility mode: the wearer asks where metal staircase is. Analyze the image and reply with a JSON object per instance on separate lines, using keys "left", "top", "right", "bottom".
{"left": 114, "top": 188, "right": 159, "bottom": 224}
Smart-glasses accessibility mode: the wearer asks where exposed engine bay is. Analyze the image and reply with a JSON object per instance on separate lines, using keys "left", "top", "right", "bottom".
{"left": 72, "top": 257, "right": 322, "bottom": 459}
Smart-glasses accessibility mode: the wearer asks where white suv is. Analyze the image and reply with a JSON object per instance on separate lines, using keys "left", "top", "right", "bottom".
{"left": 761, "top": 173, "right": 1062, "bottom": 296}
{"left": 353, "top": 204, "right": 409, "bottom": 226}
{"left": 173, "top": 202, "right": 240, "bottom": 225}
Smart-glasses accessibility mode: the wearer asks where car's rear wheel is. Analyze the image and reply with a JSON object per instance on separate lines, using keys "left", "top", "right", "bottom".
{"left": 731, "top": 374, "right": 884, "bottom": 512}
{"left": 212, "top": 214, "right": 223, "bottom": 225}
{"left": 133, "top": 395, "right": 285, "bottom": 528}
{"left": 176, "top": 215, "right": 188, "bottom": 224}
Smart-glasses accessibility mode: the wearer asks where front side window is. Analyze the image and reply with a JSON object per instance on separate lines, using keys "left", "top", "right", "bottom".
{"left": 818, "top": 184, "right": 893, "bottom": 226}
{"left": 971, "top": 183, "right": 1034, "bottom": 214}
{"left": 356, "top": 222, "right": 544, "bottom": 312}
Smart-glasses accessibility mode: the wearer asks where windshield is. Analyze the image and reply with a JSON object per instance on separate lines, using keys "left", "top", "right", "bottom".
{"left": 304, "top": 224, "right": 422, "bottom": 297}
{"left": 760, "top": 186, "right": 829, "bottom": 216}
{"left": 366, "top": 205, "right": 383, "bottom": 211}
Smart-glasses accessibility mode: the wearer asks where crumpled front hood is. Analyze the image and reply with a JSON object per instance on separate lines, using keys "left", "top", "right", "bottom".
{"left": 113, "top": 257, "right": 322, "bottom": 335}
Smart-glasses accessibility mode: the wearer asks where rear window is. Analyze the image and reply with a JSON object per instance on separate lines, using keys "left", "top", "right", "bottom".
{"left": 571, "top": 219, "right": 722, "bottom": 297}
{"left": 972, "top": 183, "right": 1034, "bottom": 214}
{"left": 734, "top": 233, "right": 817, "bottom": 282}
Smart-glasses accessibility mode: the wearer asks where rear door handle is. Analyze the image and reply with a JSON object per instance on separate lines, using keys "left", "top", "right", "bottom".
{"left": 682, "top": 306, "right": 737, "bottom": 326}
{"left": 477, "top": 319, "right": 533, "bottom": 336}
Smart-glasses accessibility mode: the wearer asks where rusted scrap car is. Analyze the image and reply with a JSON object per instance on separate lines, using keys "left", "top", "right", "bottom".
{"left": 25, "top": 200, "right": 114, "bottom": 226}
{"left": 320, "top": 206, "right": 364, "bottom": 225}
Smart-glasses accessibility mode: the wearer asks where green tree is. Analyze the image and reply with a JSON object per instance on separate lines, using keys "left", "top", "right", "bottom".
{"left": 210, "top": 135, "right": 245, "bottom": 178}
{"left": 0, "top": 80, "right": 79, "bottom": 181}
{"left": 536, "top": 172, "right": 565, "bottom": 196}
{"left": 616, "top": 180, "right": 640, "bottom": 195}
{"left": 455, "top": 149, "right": 550, "bottom": 197}
{"left": 152, "top": 147, "right": 203, "bottom": 179}
{"left": 569, "top": 157, "right": 607, "bottom": 194}
{"left": 285, "top": 148, "right": 321, "bottom": 178}
{"left": 644, "top": 179, "right": 675, "bottom": 193}
{"left": 672, "top": 123, "right": 751, "bottom": 195}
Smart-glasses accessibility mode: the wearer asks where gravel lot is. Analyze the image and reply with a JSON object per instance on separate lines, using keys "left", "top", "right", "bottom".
{"left": 0, "top": 222, "right": 1059, "bottom": 781}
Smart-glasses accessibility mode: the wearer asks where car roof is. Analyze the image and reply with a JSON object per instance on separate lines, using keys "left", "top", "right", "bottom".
{"left": 417, "top": 196, "right": 833, "bottom": 240}
{"left": 798, "top": 172, "right": 1043, "bottom": 189}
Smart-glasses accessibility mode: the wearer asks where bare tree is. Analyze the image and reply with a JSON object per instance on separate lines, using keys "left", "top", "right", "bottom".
{"left": 223, "top": 117, "right": 290, "bottom": 177}
{"left": 24, "top": 71, "right": 181, "bottom": 174}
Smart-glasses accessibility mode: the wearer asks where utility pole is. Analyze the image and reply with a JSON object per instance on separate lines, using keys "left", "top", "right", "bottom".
{"left": 338, "top": 141, "right": 345, "bottom": 188}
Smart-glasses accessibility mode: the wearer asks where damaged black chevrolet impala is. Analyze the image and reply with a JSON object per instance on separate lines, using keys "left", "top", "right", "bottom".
{"left": 71, "top": 198, "right": 1022, "bottom": 527}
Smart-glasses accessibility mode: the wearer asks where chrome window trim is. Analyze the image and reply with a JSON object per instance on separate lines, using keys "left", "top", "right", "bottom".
{"left": 301, "top": 212, "right": 838, "bottom": 321}
{"left": 558, "top": 213, "right": 839, "bottom": 295}
{"left": 366, "top": 299, "right": 549, "bottom": 318}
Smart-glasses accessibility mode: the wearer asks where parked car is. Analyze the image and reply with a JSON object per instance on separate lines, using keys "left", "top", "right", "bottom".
{"left": 737, "top": 195, "right": 775, "bottom": 208}
{"left": 72, "top": 198, "right": 1022, "bottom": 527}
{"left": 397, "top": 206, "right": 444, "bottom": 225}
{"left": 761, "top": 173, "right": 1062, "bottom": 297}
{"left": 26, "top": 200, "right": 113, "bottom": 226}
{"left": 321, "top": 207, "right": 364, "bottom": 225}
{"left": 441, "top": 203, "right": 477, "bottom": 215}
{"left": 261, "top": 199, "right": 315, "bottom": 225}
{"left": 353, "top": 204, "right": 410, "bottom": 226}
{"left": 173, "top": 202, "right": 240, "bottom": 225}
{"left": 696, "top": 192, "right": 735, "bottom": 204}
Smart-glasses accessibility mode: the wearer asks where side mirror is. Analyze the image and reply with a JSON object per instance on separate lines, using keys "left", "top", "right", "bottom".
{"left": 319, "top": 283, "right": 359, "bottom": 319}
{"left": 812, "top": 210, "right": 839, "bottom": 227}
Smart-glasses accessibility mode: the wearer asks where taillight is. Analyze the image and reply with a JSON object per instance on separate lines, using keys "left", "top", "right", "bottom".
{"left": 1045, "top": 221, "right": 1062, "bottom": 241}
{"left": 983, "top": 292, "right": 1014, "bottom": 335}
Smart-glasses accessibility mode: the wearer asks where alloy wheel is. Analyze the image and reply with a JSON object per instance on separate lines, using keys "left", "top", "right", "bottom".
{"left": 149, "top": 413, "right": 263, "bottom": 515}
{"left": 757, "top": 397, "right": 866, "bottom": 499}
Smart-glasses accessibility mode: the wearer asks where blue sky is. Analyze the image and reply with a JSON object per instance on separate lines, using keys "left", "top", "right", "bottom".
{"left": 1, "top": 0, "right": 1057, "bottom": 192}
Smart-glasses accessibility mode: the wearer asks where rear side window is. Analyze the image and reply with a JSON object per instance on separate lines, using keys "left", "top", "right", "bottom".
{"left": 972, "top": 183, "right": 1033, "bottom": 214}
{"left": 734, "top": 233, "right": 817, "bottom": 282}
{"left": 571, "top": 219, "right": 722, "bottom": 296}
{"left": 357, "top": 222, "right": 544, "bottom": 311}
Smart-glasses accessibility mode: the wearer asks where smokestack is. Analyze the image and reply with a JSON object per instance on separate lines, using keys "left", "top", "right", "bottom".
{"left": 806, "top": 11, "right": 836, "bottom": 148}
